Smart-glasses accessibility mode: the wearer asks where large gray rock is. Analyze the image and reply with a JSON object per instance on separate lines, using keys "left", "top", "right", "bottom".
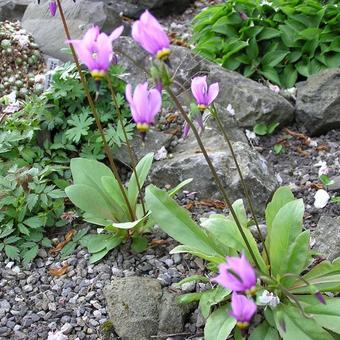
{"left": 150, "top": 120, "right": 278, "bottom": 212}
{"left": 312, "top": 215, "right": 340, "bottom": 260}
{"left": 99, "top": 0, "right": 195, "bottom": 18}
{"left": 296, "top": 69, "right": 340, "bottom": 136}
{"left": 103, "top": 277, "right": 191, "bottom": 340}
{"left": 113, "top": 128, "right": 174, "bottom": 166}
{"left": 117, "top": 37, "right": 295, "bottom": 129}
{"left": 22, "top": 0, "right": 122, "bottom": 61}
{"left": 0, "top": 0, "right": 30, "bottom": 21}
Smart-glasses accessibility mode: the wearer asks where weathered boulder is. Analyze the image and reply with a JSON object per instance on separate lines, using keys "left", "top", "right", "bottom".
{"left": 0, "top": 0, "right": 30, "bottom": 21}
{"left": 22, "top": 0, "right": 122, "bottom": 61}
{"left": 150, "top": 119, "right": 278, "bottom": 212}
{"left": 99, "top": 0, "right": 195, "bottom": 18}
{"left": 117, "top": 37, "right": 295, "bottom": 129}
{"left": 296, "top": 69, "right": 340, "bottom": 136}
{"left": 113, "top": 128, "right": 174, "bottom": 166}
{"left": 103, "top": 277, "right": 192, "bottom": 340}
{"left": 312, "top": 215, "right": 340, "bottom": 260}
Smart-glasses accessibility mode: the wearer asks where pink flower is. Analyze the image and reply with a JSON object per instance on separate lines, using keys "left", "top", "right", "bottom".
{"left": 212, "top": 253, "right": 257, "bottom": 294}
{"left": 191, "top": 76, "right": 219, "bottom": 111}
{"left": 125, "top": 83, "right": 162, "bottom": 132}
{"left": 67, "top": 25, "right": 123, "bottom": 79}
{"left": 49, "top": 0, "right": 57, "bottom": 16}
{"left": 182, "top": 115, "right": 204, "bottom": 139}
{"left": 132, "top": 10, "right": 170, "bottom": 61}
{"left": 230, "top": 292, "right": 257, "bottom": 329}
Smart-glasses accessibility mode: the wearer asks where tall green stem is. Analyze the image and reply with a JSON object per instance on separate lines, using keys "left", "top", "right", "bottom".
{"left": 106, "top": 76, "right": 147, "bottom": 216}
{"left": 210, "top": 105, "right": 270, "bottom": 270}
{"left": 166, "top": 87, "right": 261, "bottom": 271}
{"left": 55, "top": 0, "right": 135, "bottom": 221}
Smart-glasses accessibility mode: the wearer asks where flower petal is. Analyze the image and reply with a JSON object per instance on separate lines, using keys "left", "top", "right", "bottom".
{"left": 207, "top": 82, "right": 219, "bottom": 105}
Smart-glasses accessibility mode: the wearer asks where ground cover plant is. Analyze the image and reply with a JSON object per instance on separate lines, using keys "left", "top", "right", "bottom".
{"left": 0, "top": 50, "right": 134, "bottom": 262}
{"left": 192, "top": 0, "right": 340, "bottom": 88}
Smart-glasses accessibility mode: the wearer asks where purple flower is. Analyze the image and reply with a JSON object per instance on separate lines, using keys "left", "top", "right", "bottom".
{"left": 49, "top": 0, "right": 57, "bottom": 16}
{"left": 67, "top": 25, "right": 123, "bottom": 79}
{"left": 230, "top": 292, "right": 257, "bottom": 329}
{"left": 125, "top": 83, "right": 162, "bottom": 132}
{"left": 182, "top": 115, "right": 204, "bottom": 139}
{"left": 239, "top": 12, "right": 248, "bottom": 20}
{"left": 191, "top": 76, "right": 219, "bottom": 111}
{"left": 132, "top": 10, "right": 171, "bottom": 61}
{"left": 212, "top": 253, "right": 257, "bottom": 294}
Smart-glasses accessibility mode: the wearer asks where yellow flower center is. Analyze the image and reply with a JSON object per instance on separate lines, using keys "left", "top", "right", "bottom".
{"left": 137, "top": 123, "right": 150, "bottom": 133}
{"left": 91, "top": 70, "right": 106, "bottom": 80}
{"left": 237, "top": 322, "right": 249, "bottom": 330}
{"left": 156, "top": 48, "right": 171, "bottom": 61}
{"left": 245, "top": 286, "right": 257, "bottom": 296}
{"left": 197, "top": 104, "right": 207, "bottom": 111}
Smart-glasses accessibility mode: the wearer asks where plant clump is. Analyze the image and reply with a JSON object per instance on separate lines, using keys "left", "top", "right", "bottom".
{"left": 0, "top": 21, "right": 44, "bottom": 98}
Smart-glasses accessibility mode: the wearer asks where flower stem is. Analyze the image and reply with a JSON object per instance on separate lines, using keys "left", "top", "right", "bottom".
{"left": 165, "top": 87, "right": 261, "bottom": 271}
{"left": 56, "top": 0, "right": 135, "bottom": 221}
{"left": 106, "top": 76, "right": 147, "bottom": 216}
{"left": 210, "top": 105, "right": 271, "bottom": 271}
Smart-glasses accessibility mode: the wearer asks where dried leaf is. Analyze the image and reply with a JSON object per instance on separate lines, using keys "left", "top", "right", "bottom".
{"left": 150, "top": 239, "right": 169, "bottom": 247}
{"left": 315, "top": 144, "right": 330, "bottom": 152}
{"left": 283, "top": 128, "right": 311, "bottom": 145}
{"left": 197, "top": 199, "right": 226, "bottom": 209}
{"left": 48, "top": 264, "right": 69, "bottom": 277}
{"left": 49, "top": 229, "right": 76, "bottom": 256}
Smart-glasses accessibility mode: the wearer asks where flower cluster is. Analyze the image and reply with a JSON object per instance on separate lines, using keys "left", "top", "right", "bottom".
{"left": 213, "top": 254, "right": 257, "bottom": 330}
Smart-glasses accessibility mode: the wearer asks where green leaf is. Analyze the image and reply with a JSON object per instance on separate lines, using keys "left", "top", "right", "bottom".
{"left": 274, "top": 305, "right": 333, "bottom": 340}
{"left": 298, "top": 28, "right": 322, "bottom": 40}
{"left": 18, "top": 223, "right": 30, "bottom": 236}
{"left": 5, "top": 245, "right": 19, "bottom": 260}
{"left": 69, "top": 158, "right": 120, "bottom": 217}
{"left": 199, "top": 286, "right": 231, "bottom": 319}
{"left": 260, "top": 66, "right": 281, "bottom": 86}
{"left": 253, "top": 123, "right": 268, "bottom": 136}
{"left": 273, "top": 144, "right": 283, "bottom": 154}
{"left": 249, "top": 321, "right": 280, "bottom": 340}
{"left": 297, "top": 296, "right": 340, "bottom": 334}
{"left": 267, "top": 122, "right": 280, "bottom": 135}
{"left": 60, "top": 242, "right": 77, "bottom": 259}
{"left": 66, "top": 184, "right": 115, "bottom": 221}
{"left": 269, "top": 199, "right": 304, "bottom": 276}
{"left": 23, "top": 216, "right": 44, "bottom": 229}
{"left": 177, "top": 292, "right": 203, "bottom": 304}
{"left": 127, "top": 152, "right": 154, "bottom": 209}
{"left": 89, "top": 248, "right": 109, "bottom": 264}
{"left": 258, "top": 27, "right": 281, "bottom": 41}
{"left": 80, "top": 234, "right": 108, "bottom": 253}
{"left": 175, "top": 275, "right": 210, "bottom": 287}
{"left": 145, "top": 185, "right": 222, "bottom": 257}
{"left": 109, "top": 214, "right": 149, "bottom": 230}
{"left": 265, "top": 186, "right": 294, "bottom": 238}
{"left": 204, "top": 305, "right": 236, "bottom": 340}
{"left": 262, "top": 50, "right": 289, "bottom": 68}
{"left": 131, "top": 235, "right": 148, "bottom": 253}
{"left": 282, "top": 64, "right": 297, "bottom": 89}
{"left": 65, "top": 111, "right": 94, "bottom": 143}
{"left": 201, "top": 214, "right": 268, "bottom": 273}
{"left": 22, "top": 245, "right": 39, "bottom": 264}
{"left": 282, "top": 230, "right": 311, "bottom": 286}
{"left": 246, "top": 38, "right": 259, "bottom": 59}
{"left": 170, "top": 245, "right": 224, "bottom": 264}
{"left": 168, "top": 178, "right": 193, "bottom": 197}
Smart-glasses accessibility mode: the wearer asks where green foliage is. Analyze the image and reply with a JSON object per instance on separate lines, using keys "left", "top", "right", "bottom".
{"left": 0, "top": 165, "right": 64, "bottom": 263}
{"left": 192, "top": 0, "right": 340, "bottom": 88}
{"left": 253, "top": 122, "right": 279, "bottom": 136}
{"left": 0, "top": 62, "right": 134, "bottom": 261}
{"left": 146, "top": 184, "right": 340, "bottom": 339}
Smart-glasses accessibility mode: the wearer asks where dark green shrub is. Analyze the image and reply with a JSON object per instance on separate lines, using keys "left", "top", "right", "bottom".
{"left": 192, "top": 0, "right": 340, "bottom": 88}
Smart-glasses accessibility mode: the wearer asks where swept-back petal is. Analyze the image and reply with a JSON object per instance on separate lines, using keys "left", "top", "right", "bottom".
{"left": 109, "top": 25, "right": 124, "bottom": 42}
{"left": 207, "top": 82, "right": 219, "bottom": 105}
